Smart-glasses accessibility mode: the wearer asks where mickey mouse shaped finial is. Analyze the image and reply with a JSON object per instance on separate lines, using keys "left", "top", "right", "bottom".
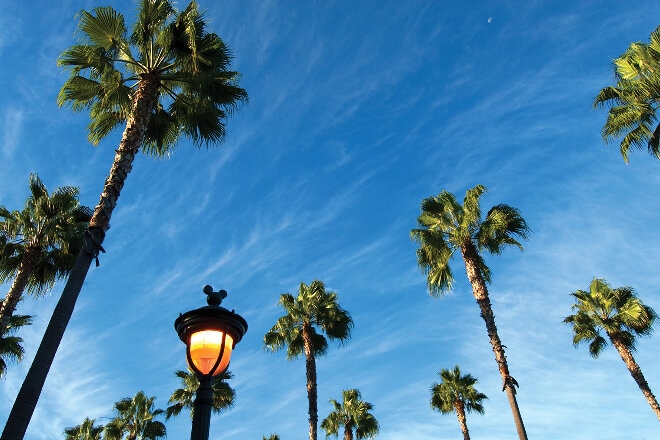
{"left": 203, "top": 285, "right": 227, "bottom": 306}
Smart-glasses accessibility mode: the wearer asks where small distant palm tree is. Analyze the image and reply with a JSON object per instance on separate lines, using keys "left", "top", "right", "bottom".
{"left": 0, "top": 174, "right": 91, "bottom": 332}
{"left": 564, "top": 278, "right": 660, "bottom": 420}
{"left": 410, "top": 184, "right": 529, "bottom": 440}
{"left": 165, "top": 368, "right": 235, "bottom": 420}
{"left": 0, "top": 314, "right": 32, "bottom": 379}
{"left": 262, "top": 435, "right": 280, "bottom": 440}
{"left": 264, "top": 280, "right": 353, "bottom": 440}
{"left": 64, "top": 417, "right": 104, "bottom": 440}
{"left": 104, "top": 391, "right": 166, "bottom": 440}
{"left": 320, "top": 388, "right": 379, "bottom": 440}
{"left": 430, "top": 366, "right": 487, "bottom": 440}
{"left": 594, "top": 25, "right": 660, "bottom": 162}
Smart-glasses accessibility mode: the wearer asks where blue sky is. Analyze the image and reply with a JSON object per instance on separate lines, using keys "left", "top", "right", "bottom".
{"left": 2, "top": 1, "right": 660, "bottom": 439}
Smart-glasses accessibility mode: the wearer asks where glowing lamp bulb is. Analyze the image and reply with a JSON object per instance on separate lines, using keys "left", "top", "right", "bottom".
{"left": 189, "top": 330, "right": 234, "bottom": 375}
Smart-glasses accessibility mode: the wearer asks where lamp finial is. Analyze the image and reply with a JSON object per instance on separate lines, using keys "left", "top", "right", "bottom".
{"left": 203, "top": 285, "right": 227, "bottom": 306}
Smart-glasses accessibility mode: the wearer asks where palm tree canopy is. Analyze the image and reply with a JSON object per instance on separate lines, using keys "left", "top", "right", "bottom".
{"left": 104, "top": 391, "right": 166, "bottom": 440}
{"left": 64, "top": 417, "right": 104, "bottom": 440}
{"left": 564, "top": 278, "right": 657, "bottom": 357}
{"left": 594, "top": 25, "right": 660, "bottom": 162}
{"left": 410, "top": 184, "right": 529, "bottom": 296}
{"left": 321, "top": 389, "right": 379, "bottom": 440}
{"left": 0, "top": 314, "right": 32, "bottom": 379}
{"left": 0, "top": 174, "right": 92, "bottom": 295}
{"left": 264, "top": 280, "right": 353, "bottom": 359}
{"left": 430, "top": 365, "right": 487, "bottom": 415}
{"left": 165, "top": 369, "right": 234, "bottom": 420}
{"left": 57, "top": 0, "right": 248, "bottom": 155}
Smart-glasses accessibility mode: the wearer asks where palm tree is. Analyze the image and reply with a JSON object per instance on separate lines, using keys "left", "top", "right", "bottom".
{"left": 1, "top": 1, "right": 246, "bottom": 438}
{"left": 64, "top": 417, "right": 104, "bottom": 440}
{"left": 264, "top": 280, "right": 353, "bottom": 440}
{"left": 0, "top": 174, "right": 92, "bottom": 332}
{"left": 165, "top": 368, "right": 235, "bottom": 420}
{"left": 320, "top": 389, "right": 379, "bottom": 440}
{"left": 104, "top": 391, "right": 166, "bottom": 440}
{"left": 430, "top": 366, "right": 487, "bottom": 440}
{"left": 262, "top": 435, "right": 280, "bottom": 440}
{"left": 0, "top": 315, "right": 32, "bottom": 379}
{"left": 564, "top": 278, "right": 660, "bottom": 420}
{"left": 410, "top": 184, "right": 530, "bottom": 440}
{"left": 594, "top": 25, "right": 660, "bottom": 162}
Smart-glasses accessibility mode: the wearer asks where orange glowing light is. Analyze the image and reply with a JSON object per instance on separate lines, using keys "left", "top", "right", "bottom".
{"left": 189, "top": 330, "right": 234, "bottom": 375}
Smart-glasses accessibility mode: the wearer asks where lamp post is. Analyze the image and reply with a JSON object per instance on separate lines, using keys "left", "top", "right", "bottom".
{"left": 175, "top": 285, "right": 248, "bottom": 440}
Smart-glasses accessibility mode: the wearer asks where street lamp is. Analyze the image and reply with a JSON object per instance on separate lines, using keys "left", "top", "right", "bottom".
{"left": 175, "top": 285, "right": 248, "bottom": 440}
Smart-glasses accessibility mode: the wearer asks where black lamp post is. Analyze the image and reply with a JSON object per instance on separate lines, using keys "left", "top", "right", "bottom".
{"left": 175, "top": 285, "right": 248, "bottom": 440}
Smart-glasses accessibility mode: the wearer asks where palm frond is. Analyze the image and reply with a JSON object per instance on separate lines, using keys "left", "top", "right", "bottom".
{"left": 88, "top": 111, "right": 126, "bottom": 145}
{"left": 166, "top": 0, "right": 205, "bottom": 72}
{"left": 165, "top": 370, "right": 199, "bottom": 420}
{"left": 565, "top": 278, "right": 657, "bottom": 357}
{"left": 60, "top": 0, "right": 247, "bottom": 151}
{"left": 265, "top": 281, "right": 351, "bottom": 361}
{"left": 107, "top": 391, "right": 166, "bottom": 440}
{"left": 79, "top": 7, "right": 127, "bottom": 51}
{"left": 58, "top": 44, "right": 116, "bottom": 79}
{"left": 594, "top": 25, "right": 660, "bottom": 162}
{"left": 0, "top": 175, "right": 91, "bottom": 300}
{"left": 142, "top": 107, "right": 179, "bottom": 156}
{"left": 64, "top": 417, "right": 104, "bottom": 440}
{"left": 477, "top": 204, "right": 530, "bottom": 255}
{"left": 131, "top": 0, "right": 175, "bottom": 51}
{"left": 461, "top": 184, "right": 485, "bottom": 231}
{"left": 431, "top": 365, "right": 487, "bottom": 417}
{"left": 168, "top": 93, "right": 226, "bottom": 146}
{"left": 413, "top": 185, "right": 527, "bottom": 294}
{"left": 58, "top": 76, "right": 104, "bottom": 109}
{"left": 411, "top": 228, "right": 455, "bottom": 295}
{"left": 321, "top": 389, "right": 379, "bottom": 439}
{"left": 0, "top": 315, "right": 32, "bottom": 378}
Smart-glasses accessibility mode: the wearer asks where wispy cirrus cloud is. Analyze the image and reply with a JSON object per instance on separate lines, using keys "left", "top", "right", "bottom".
{"left": 1, "top": 107, "right": 23, "bottom": 159}
{"left": 0, "top": 294, "right": 115, "bottom": 440}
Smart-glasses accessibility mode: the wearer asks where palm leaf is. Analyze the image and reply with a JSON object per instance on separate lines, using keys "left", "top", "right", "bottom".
{"left": 79, "top": 7, "right": 127, "bottom": 51}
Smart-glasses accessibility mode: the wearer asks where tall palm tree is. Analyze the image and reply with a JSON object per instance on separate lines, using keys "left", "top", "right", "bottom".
{"left": 410, "top": 184, "right": 530, "bottom": 440}
{"left": 0, "top": 315, "right": 32, "bottom": 379}
{"left": 264, "top": 280, "right": 353, "bottom": 440}
{"left": 1, "top": 1, "right": 246, "bottom": 438}
{"left": 262, "top": 435, "right": 280, "bottom": 440}
{"left": 564, "top": 278, "right": 660, "bottom": 420}
{"left": 104, "top": 391, "right": 166, "bottom": 440}
{"left": 0, "top": 174, "right": 91, "bottom": 332}
{"left": 594, "top": 25, "right": 660, "bottom": 162}
{"left": 165, "top": 368, "right": 235, "bottom": 420}
{"left": 430, "top": 365, "right": 487, "bottom": 440}
{"left": 320, "top": 389, "right": 379, "bottom": 440}
{"left": 64, "top": 417, "right": 104, "bottom": 440}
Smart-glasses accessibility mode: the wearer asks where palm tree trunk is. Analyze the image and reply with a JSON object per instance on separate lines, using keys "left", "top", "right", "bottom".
{"left": 0, "top": 73, "right": 161, "bottom": 440}
{"left": 609, "top": 333, "right": 660, "bottom": 420}
{"left": 343, "top": 423, "right": 352, "bottom": 440}
{"left": 0, "top": 247, "right": 39, "bottom": 333}
{"left": 461, "top": 242, "right": 528, "bottom": 440}
{"left": 302, "top": 322, "right": 318, "bottom": 440}
{"left": 1, "top": 242, "right": 95, "bottom": 440}
{"left": 89, "top": 72, "right": 161, "bottom": 232}
{"left": 648, "top": 121, "right": 660, "bottom": 152}
{"left": 454, "top": 401, "right": 470, "bottom": 440}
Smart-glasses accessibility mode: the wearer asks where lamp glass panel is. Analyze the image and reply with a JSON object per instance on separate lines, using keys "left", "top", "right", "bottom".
{"left": 189, "top": 330, "right": 234, "bottom": 375}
